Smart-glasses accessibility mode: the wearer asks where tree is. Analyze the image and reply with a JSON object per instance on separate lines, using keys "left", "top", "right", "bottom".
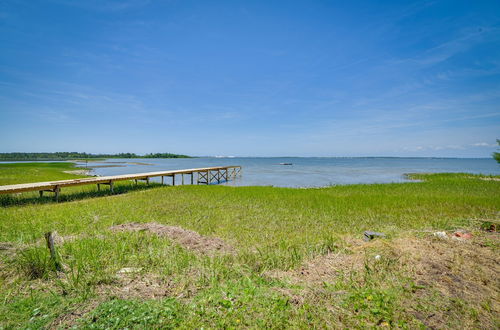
{"left": 494, "top": 139, "right": 500, "bottom": 164}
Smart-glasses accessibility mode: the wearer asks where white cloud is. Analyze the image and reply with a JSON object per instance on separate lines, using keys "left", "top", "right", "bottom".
{"left": 470, "top": 142, "right": 494, "bottom": 147}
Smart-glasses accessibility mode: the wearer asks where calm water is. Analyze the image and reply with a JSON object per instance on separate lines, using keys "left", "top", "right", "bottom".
{"left": 74, "top": 157, "right": 500, "bottom": 188}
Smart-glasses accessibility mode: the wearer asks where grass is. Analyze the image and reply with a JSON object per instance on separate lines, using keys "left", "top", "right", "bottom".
{"left": 0, "top": 162, "right": 499, "bottom": 328}
{"left": 0, "top": 162, "right": 85, "bottom": 185}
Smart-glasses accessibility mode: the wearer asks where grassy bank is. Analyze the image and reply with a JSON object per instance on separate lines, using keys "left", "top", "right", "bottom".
{"left": 0, "top": 163, "right": 499, "bottom": 328}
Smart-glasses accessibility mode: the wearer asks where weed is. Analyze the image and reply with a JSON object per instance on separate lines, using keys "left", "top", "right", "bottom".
{"left": 17, "top": 247, "right": 56, "bottom": 280}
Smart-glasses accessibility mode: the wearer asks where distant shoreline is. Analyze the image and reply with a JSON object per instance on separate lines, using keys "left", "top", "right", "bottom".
{"left": 0, "top": 155, "right": 495, "bottom": 161}
{"left": 0, "top": 152, "right": 192, "bottom": 161}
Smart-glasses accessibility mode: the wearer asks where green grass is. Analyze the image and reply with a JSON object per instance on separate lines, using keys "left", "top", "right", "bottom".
{"left": 0, "top": 162, "right": 85, "bottom": 185}
{"left": 0, "top": 162, "right": 499, "bottom": 328}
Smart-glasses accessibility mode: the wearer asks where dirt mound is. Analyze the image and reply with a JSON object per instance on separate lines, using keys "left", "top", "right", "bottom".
{"left": 109, "top": 222, "right": 234, "bottom": 254}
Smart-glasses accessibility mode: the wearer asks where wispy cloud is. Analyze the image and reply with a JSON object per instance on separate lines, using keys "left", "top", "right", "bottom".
{"left": 391, "top": 26, "right": 499, "bottom": 69}
{"left": 470, "top": 142, "right": 495, "bottom": 147}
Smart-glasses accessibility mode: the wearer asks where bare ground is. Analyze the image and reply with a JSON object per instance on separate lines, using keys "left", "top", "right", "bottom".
{"left": 98, "top": 270, "right": 199, "bottom": 301}
{"left": 266, "top": 233, "right": 500, "bottom": 328}
{"left": 49, "top": 299, "right": 103, "bottom": 329}
{"left": 109, "top": 222, "right": 234, "bottom": 255}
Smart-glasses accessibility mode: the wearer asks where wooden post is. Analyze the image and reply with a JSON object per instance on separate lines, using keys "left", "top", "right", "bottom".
{"left": 97, "top": 184, "right": 100, "bottom": 191}
{"left": 54, "top": 186, "right": 60, "bottom": 202}
{"left": 44, "top": 232, "right": 62, "bottom": 271}
{"left": 161, "top": 176, "right": 164, "bottom": 185}
{"left": 146, "top": 177, "right": 150, "bottom": 185}
{"left": 217, "top": 170, "right": 221, "bottom": 183}
{"left": 191, "top": 173, "right": 194, "bottom": 184}
{"left": 109, "top": 181, "right": 114, "bottom": 193}
{"left": 172, "top": 175, "right": 175, "bottom": 186}
{"left": 135, "top": 179, "right": 138, "bottom": 185}
{"left": 39, "top": 191, "right": 43, "bottom": 197}
{"left": 182, "top": 174, "right": 184, "bottom": 185}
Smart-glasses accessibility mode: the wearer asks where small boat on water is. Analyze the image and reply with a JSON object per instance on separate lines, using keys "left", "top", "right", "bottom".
{"left": 279, "top": 163, "right": 293, "bottom": 165}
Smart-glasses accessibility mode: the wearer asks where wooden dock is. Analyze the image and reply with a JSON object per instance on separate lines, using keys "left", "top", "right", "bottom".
{"left": 0, "top": 165, "right": 242, "bottom": 200}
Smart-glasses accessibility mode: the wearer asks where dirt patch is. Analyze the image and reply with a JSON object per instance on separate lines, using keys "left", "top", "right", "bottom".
{"left": 109, "top": 222, "right": 234, "bottom": 255}
{"left": 98, "top": 271, "right": 198, "bottom": 301}
{"left": 266, "top": 238, "right": 366, "bottom": 284}
{"left": 49, "top": 298, "right": 103, "bottom": 329}
{"left": 399, "top": 235, "right": 499, "bottom": 298}
{"left": 398, "top": 235, "right": 499, "bottom": 328}
{"left": 0, "top": 242, "right": 22, "bottom": 259}
{"left": 268, "top": 250, "right": 365, "bottom": 284}
{"left": 269, "top": 235, "right": 499, "bottom": 294}
{"left": 98, "top": 274, "right": 174, "bottom": 300}
{"left": 50, "top": 270, "right": 199, "bottom": 327}
{"left": 0, "top": 242, "right": 16, "bottom": 251}
{"left": 268, "top": 234, "right": 499, "bottom": 327}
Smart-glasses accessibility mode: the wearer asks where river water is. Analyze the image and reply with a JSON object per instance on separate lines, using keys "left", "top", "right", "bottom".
{"left": 74, "top": 157, "right": 500, "bottom": 188}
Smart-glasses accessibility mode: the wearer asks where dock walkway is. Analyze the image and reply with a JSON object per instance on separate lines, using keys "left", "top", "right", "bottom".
{"left": 0, "top": 165, "right": 242, "bottom": 200}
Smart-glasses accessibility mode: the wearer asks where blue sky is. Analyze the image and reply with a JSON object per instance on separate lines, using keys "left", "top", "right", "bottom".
{"left": 0, "top": 0, "right": 499, "bottom": 157}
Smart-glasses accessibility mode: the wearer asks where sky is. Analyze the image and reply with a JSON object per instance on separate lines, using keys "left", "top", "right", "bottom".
{"left": 0, "top": 0, "right": 499, "bottom": 157}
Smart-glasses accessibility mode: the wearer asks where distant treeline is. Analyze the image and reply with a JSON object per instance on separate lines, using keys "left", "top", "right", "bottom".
{"left": 0, "top": 152, "right": 192, "bottom": 161}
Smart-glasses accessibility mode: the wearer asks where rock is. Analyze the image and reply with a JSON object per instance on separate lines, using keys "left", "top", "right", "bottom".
{"left": 363, "top": 231, "right": 386, "bottom": 241}
{"left": 117, "top": 267, "right": 142, "bottom": 274}
{"left": 433, "top": 231, "right": 448, "bottom": 239}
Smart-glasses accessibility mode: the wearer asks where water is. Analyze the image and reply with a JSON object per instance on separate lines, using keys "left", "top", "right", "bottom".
{"left": 73, "top": 157, "right": 500, "bottom": 188}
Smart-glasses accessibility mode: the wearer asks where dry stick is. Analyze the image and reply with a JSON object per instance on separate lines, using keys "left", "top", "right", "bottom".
{"left": 44, "top": 232, "right": 62, "bottom": 272}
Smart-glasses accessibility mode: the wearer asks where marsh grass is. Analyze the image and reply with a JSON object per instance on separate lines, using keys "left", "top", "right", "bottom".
{"left": 0, "top": 162, "right": 499, "bottom": 328}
